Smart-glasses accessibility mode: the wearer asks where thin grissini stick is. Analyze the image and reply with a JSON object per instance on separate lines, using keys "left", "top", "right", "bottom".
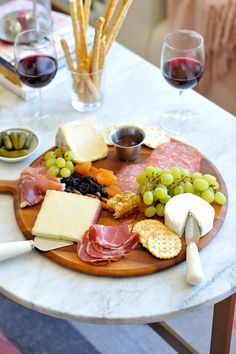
{"left": 69, "top": 0, "right": 81, "bottom": 70}
{"left": 106, "top": 0, "right": 133, "bottom": 54}
{"left": 92, "top": 17, "right": 105, "bottom": 86}
{"left": 99, "top": 38, "right": 106, "bottom": 70}
{"left": 60, "top": 39, "right": 75, "bottom": 72}
{"left": 102, "top": 0, "right": 119, "bottom": 36}
{"left": 84, "top": 0, "right": 91, "bottom": 28}
{"left": 81, "top": 69, "right": 100, "bottom": 98}
{"left": 77, "top": 0, "right": 88, "bottom": 66}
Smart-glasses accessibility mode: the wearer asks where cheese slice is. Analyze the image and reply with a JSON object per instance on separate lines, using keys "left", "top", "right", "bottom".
{"left": 164, "top": 193, "right": 215, "bottom": 237}
{"left": 55, "top": 119, "right": 108, "bottom": 163}
{"left": 32, "top": 190, "right": 101, "bottom": 242}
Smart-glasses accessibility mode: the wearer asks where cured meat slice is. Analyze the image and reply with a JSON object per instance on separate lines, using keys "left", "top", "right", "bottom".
{"left": 116, "top": 142, "right": 202, "bottom": 192}
{"left": 147, "top": 142, "right": 201, "bottom": 172}
{"left": 77, "top": 224, "right": 139, "bottom": 266}
{"left": 18, "top": 166, "right": 65, "bottom": 208}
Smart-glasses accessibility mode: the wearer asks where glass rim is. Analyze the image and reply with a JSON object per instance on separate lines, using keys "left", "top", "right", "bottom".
{"left": 14, "top": 29, "right": 52, "bottom": 50}
{"left": 163, "top": 29, "right": 204, "bottom": 52}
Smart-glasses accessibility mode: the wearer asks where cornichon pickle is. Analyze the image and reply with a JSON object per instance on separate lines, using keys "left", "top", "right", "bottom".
{"left": 24, "top": 133, "right": 34, "bottom": 149}
{"left": 3, "top": 135, "right": 13, "bottom": 150}
{"left": 0, "top": 134, "right": 3, "bottom": 147}
{"left": 0, "top": 148, "right": 28, "bottom": 158}
{"left": 18, "top": 132, "right": 27, "bottom": 149}
{"left": 10, "top": 132, "right": 19, "bottom": 150}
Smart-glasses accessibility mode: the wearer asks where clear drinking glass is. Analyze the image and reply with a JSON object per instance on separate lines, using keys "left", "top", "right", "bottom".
{"left": 14, "top": 29, "right": 58, "bottom": 132}
{"left": 160, "top": 29, "right": 205, "bottom": 135}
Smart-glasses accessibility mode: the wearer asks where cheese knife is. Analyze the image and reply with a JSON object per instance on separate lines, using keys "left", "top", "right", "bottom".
{"left": 0, "top": 238, "right": 74, "bottom": 262}
{"left": 185, "top": 212, "right": 204, "bottom": 285}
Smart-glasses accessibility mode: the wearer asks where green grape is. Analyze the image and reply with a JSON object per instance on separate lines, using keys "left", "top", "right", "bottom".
{"left": 159, "top": 194, "right": 171, "bottom": 204}
{"left": 138, "top": 183, "right": 147, "bottom": 194}
{"left": 214, "top": 192, "right": 227, "bottom": 205}
{"left": 160, "top": 168, "right": 171, "bottom": 175}
{"left": 65, "top": 160, "right": 75, "bottom": 173}
{"left": 47, "top": 166, "right": 60, "bottom": 176}
{"left": 153, "top": 188, "right": 167, "bottom": 199}
{"left": 203, "top": 174, "right": 216, "bottom": 185}
{"left": 44, "top": 151, "right": 56, "bottom": 160}
{"left": 145, "top": 206, "right": 157, "bottom": 218}
{"left": 201, "top": 189, "right": 214, "bottom": 203}
{"left": 161, "top": 173, "right": 174, "bottom": 186}
{"left": 174, "top": 185, "right": 184, "bottom": 195}
{"left": 64, "top": 151, "right": 74, "bottom": 161}
{"left": 145, "top": 165, "right": 156, "bottom": 177}
{"left": 183, "top": 181, "right": 194, "bottom": 193}
{"left": 193, "top": 178, "right": 209, "bottom": 191}
{"left": 172, "top": 167, "right": 181, "bottom": 180}
{"left": 191, "top": 172, "right": 202, "bottom": 181}
{"left": 155, "top": 167, "right": 162, "bottom": 175}
{"left": 45, "top": 157, "right": 56, "bottom": 168}
{"left": 54, "top": 147, "right": 63, "bottom": 157}
{"left": 60, "top": 167, "right": 71, "bottom": 178}
{"left": 156, "top": 203, "right": 165, "bottom": 217}
{"left": 143, "top": 191, "right": 154, "bottom": 205}
{"left": 181, "top": 168, "right": 190, "bottom": 178}
{"left": 56, "top": 157, "right": 66, "bottom": 168}
{"left": 168, "top": 187, "right": 175, "bottom": 197}
{"left": 194, "top": 190, "right": 201, "bottom": 197}
{"left": 212, "top": 181, "right": 219, "bottom": 190}
{"left": 156, "top": 184, "right": 168, "bottom": 193}
{"left": 136, "top": 173, "right": 147, "bottom": 184}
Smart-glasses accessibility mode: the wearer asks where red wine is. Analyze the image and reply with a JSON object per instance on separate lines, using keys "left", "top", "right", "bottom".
{"left": 17, "top": 55, "right": 57, "bottom": 88}
{"left": 162, "top": 57, "right": 204, "bottom": 89}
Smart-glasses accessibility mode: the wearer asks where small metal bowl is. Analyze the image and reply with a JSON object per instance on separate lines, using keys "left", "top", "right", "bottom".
{"left": 109, "top": 126, "right": 145, "bottom": 161}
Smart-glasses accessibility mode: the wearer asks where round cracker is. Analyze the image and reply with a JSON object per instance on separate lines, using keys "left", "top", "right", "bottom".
{"left": 147, "top": 234, "right": 182, "bottom": 259}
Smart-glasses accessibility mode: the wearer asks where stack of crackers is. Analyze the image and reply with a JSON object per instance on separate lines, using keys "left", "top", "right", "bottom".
{"left": 133, "top": 220, "right": 182, "bottom": 259}
{"left": 61, "top": 0, "right": 133, "bottom": 103}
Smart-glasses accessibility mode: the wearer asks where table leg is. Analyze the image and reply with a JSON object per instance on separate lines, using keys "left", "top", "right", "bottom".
{"left": 210, "top": 294, "right": 236, "bottom": 354}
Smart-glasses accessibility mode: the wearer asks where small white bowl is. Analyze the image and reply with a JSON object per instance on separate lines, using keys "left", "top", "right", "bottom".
{"left": 0, "top": 127, "right": 40, "bottom": 163}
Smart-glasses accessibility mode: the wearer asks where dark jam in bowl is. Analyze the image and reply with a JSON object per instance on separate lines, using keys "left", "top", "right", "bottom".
{"left": 162, "top": 57, "right": 204, "bottom": 89}
{"left": 17, "top": 54, "right": 57, "bottom": 88}
{"left": 116, "top": 135, "right": 140, "bottom": 147}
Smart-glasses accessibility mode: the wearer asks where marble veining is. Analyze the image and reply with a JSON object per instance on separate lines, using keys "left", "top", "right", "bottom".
{"left": 0, "top": 42, "right": 236, "bottom": 324}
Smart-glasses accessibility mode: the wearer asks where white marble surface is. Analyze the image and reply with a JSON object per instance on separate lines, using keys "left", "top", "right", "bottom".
{"left": 0, "top": 43, "right": 236, "bottom": 324}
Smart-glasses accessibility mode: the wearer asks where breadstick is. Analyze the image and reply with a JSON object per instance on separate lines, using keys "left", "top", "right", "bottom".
{"left": 102, "top": 0, "right": 119, "bottom": 35}
{"left": 91, "top": 17, "right": 104, "bottom": 86}
{"left": 99, "top": 38, "right": 106, "bottom": 70}
{"left": 77, "top": 0, "right": 88, "bottom": 65}
{"left": 60, "top": 39, "right": 75, "bottom": 71}
{"left": 69, "top": 0, "right": 80, "bottom": 70}
{"left": 81, "top": 69, "right": 100, "bottom": 99}
{"left": 106, "top": 0, "right": 133, "bottom": 54}
{"left": 84, "top": 0, "right": 91, "bottom": 28}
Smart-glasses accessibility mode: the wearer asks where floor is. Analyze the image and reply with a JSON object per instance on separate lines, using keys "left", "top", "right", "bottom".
{"left": 0, "top": 298, "right": 235, "bottom": 354}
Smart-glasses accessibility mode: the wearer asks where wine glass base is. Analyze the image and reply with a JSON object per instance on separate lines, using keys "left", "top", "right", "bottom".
{"left": 18, "top": 114, "right": 61, "bottom": 133}
{"left": 159, "top": 109, "right": 197, "bottom": 136}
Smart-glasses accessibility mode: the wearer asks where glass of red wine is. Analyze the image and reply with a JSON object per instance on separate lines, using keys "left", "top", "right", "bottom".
{"left": 160, "top": 29, "right": 205, "bottom": 135}
{"left": 14, "top": 29, "right": 58, "bottom": 132}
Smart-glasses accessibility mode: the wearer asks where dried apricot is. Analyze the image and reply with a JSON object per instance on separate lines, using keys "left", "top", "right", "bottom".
{"left": 105, "top": 184, "right": 121, "bottom": 198}
{"left": 74, "top": 161, "right": 92, "bottom": 175}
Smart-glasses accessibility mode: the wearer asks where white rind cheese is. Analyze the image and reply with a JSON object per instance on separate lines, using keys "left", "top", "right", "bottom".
{"left": 164, "top": 193, "right": 215, "bottom": 237}
{"left": 55, "top": 119, "right": 108, "bottom": 163}
{"left": 32, "top": 190, "right": 102, "bottom": 242}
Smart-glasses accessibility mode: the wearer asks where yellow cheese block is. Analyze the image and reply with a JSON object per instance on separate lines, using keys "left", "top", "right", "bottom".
{"left": 32, "top": 190, "right": 102, "bottom": 242}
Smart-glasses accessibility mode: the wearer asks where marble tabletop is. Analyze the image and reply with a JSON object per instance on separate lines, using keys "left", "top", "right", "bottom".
{"left": 0, "top": 42, "right": 236, "bottom": 324}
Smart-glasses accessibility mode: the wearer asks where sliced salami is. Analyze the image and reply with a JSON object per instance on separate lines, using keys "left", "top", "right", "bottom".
{"left": 116, "top": 142, "right": 201, "bottom": 192}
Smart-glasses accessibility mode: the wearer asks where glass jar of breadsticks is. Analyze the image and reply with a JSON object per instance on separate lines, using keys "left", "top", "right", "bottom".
{"left": 61, "top": 0, "right": 133, "bottom": 111}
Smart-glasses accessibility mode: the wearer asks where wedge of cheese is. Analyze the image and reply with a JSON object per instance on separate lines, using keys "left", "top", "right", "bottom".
{"left": 164, "top": 193, "right": 215, "bottom": 237}
{"left": 32, "top": 190, "right": 102, "bottom": 242}
{"left": 55, "top": 119, "right": 108, "bottom": 163}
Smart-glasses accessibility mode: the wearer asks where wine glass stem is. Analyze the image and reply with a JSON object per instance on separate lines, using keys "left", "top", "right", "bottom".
{"left": 179, "top": 89, "right": 184, "bottom": 120}
{"left": 36, "top": 88, "right": 44, "bottom": 119}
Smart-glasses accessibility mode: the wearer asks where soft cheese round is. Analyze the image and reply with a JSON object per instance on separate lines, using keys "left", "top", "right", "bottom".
{"left": 164, "top": 193, "right": 215, "bottom": 237}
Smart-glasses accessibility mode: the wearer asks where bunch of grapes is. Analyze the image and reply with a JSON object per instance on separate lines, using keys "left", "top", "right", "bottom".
{"left": 136, "top": 166, "right": 227, "bottom": 218}
{"left": 44, "top": 148, "right": 75, "bottom": 178}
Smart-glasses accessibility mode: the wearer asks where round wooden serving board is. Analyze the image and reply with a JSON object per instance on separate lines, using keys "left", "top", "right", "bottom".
{"left": 0, "top": 145, "right": 228, "bottom": 277}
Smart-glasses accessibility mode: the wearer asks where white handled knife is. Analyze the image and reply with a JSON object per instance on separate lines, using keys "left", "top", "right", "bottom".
{"left": 0, "top": 237, "right": 74, "bottom": 262}
{"left": 185, "top": 212, "right": 204, "bottom": 285}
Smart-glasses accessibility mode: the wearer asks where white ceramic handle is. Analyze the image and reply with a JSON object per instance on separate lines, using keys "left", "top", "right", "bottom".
{"left": 186, "top": 242, "right": 204, "bottom": 285}
{"left": 0, "top": 241, "right": 34, "bottom": 262}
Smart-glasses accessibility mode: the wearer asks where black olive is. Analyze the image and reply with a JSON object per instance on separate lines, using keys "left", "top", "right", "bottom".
{"left": 65, "top": 186, "right": 74, "bottom": 193}
{"left": 89, "top": 183, "right": 98, "bottom": 193}
{"left": 79, "top": 183, "right": 90, "bottom": 194}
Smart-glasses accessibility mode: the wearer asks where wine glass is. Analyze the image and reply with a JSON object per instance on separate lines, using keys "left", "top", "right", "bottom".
{"left": 14, "top": 29, "right": 58, "bottom": 132}
{"left": 160, "top": 29, "right": 205, "bottom": 135}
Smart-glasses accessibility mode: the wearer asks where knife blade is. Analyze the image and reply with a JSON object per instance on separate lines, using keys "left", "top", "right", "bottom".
{"left": 0, "top": 237, "right": 74, "bottom": 262}
{"left": 185, "top": 212, "right": 204, "bottom": 285}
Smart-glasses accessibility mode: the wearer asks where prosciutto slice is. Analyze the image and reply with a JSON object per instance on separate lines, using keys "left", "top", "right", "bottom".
{"left": 18, "top": 166, "right": 65, "bottom": 208}
{"left": 77, "top": 224, "right": 139, "bottom": 266}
